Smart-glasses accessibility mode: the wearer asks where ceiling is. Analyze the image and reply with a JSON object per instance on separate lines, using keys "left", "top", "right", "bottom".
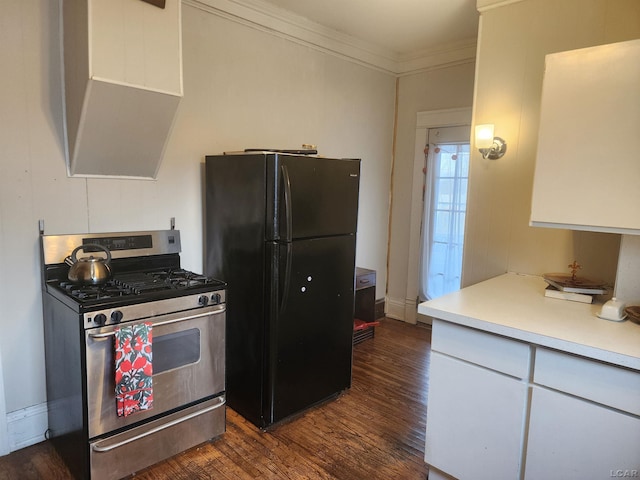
{"left": 255, "top": 0, "right": 480, "bottom": 57}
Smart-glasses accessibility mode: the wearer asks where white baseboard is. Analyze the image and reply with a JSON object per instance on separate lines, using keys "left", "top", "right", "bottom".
{"left": 6, "top": 403, "right": 48, "bottom": 453}
{"left": 0, "top": 387, "right": 7, "bottom": 456}
{"left": 404, "top": 300, "right": 417, "bottom": 324}
{"left": 0, "top": 422, "right": 7, "bottom": 457}
{"left": 385, "top": 296, "right": 406, "bottom": 321}
{"left": 385, "top": 296, "right": 419, "bottom": 324}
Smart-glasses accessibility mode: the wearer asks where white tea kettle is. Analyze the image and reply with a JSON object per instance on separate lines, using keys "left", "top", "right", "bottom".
{"left": 65, "top": 244, "right": 112, "bottom": 284}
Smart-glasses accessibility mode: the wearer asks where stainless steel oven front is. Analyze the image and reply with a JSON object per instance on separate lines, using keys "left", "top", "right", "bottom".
{"left": 85, "top": 302, "right": 226, "bottom": 438}
{"left": 41, "top": 228, "right": 228, "bottom": 480}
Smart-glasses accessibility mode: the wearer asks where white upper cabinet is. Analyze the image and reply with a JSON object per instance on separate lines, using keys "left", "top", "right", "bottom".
{"left": 530, "top": 39, "right": 640, "bottom": 235}
{"left": 63, "top": 0, "right": 183, "bottom": 179}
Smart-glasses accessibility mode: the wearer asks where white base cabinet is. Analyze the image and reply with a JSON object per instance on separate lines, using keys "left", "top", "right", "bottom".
{"left": 425, "top": 352, "right": 527, "bottom": 480}
{"left": 425, "top": 319, "right": 640, "bottom": 480}
{"left": 525, "top": 386, "right": 640, "bottom": 480}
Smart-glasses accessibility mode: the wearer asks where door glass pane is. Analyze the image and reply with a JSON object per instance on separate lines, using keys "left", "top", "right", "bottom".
{"left": 421, "top": 133, "right": 470, "bottom": 301}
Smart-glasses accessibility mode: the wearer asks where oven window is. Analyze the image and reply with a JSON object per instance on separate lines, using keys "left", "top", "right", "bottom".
{"left": 153, "top": 328, "right": 200, "bottom": 374}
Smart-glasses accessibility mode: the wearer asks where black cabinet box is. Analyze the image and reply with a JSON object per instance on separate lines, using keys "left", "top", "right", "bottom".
{"left": 354, "top": 267, "right": 377, "bottom": 344}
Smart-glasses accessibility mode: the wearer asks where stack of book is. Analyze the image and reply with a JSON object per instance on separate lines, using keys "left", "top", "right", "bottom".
{"left": 543, "top": 273, "right": 607, "bottom": 304}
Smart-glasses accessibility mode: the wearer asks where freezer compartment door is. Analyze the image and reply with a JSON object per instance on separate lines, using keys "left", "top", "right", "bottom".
{"left": 268, "top": 155, "right": 360, "bottom": 241}
{"left": 266, "top": 235, "right": 356, "bottom": 425}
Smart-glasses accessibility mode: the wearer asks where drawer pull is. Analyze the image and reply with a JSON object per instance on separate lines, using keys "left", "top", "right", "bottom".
{"left": 91, "top": 396, "right": 226, "bottom": 453}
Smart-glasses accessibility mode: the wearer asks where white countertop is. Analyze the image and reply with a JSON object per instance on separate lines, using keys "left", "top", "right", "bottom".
{"left": 418, "top": 273, "right": 640, "bottom": 370}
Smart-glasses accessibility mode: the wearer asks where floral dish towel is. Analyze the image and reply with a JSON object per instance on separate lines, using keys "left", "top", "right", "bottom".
{"left": 114, "top": 322, "right": 153, "bottom": 417}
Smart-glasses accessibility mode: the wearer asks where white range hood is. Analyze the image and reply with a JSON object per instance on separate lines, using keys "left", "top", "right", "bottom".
{"left": 62, "top": 0, "right": 182, "bottom": 179}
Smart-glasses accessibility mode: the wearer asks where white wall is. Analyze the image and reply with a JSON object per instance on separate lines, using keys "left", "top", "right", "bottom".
{"left": 0, "top": 0, "right": 70, "bottom": 424}
{"left": 0, "top": 0, "right": 395, "bottom": 449}
{"left": 177, "top": 3, "right": 395, "bottom": 291}
{"left": 386, "top": 0, "right": 640, "bottom": 323}
{"left": 386, "top": 62, "right": 476, "bottom": 320}
{"left": 465, "top": 0, "right": 640, "bottom": 288}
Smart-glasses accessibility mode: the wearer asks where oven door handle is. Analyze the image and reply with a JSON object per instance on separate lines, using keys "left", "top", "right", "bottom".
{"left": 88, "top": 305, "right": 226, "bottom": 339}
{"left": 91, "top": 395, "right": 226, "bottom": 453}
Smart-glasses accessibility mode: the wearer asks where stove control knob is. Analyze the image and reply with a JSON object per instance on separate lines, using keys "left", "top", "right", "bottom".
{"left": 211, "top": 293, "right": 221, "bottom": 305}
{"left": 94, "top": 313, "right": 107, "bottom": 326}
{"left": 111, "top": 310, "right": 124, "bottom": 324}
{"left": 198, "top": 295, "right": 209, "bottom": 306}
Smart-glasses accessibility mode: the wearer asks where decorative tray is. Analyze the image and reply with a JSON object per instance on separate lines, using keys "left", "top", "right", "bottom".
{"left": 624, "top": 306, "right": 640, "bottom": 325}
{"left": 543, "top": 273, "right": 607, "bottom": 294}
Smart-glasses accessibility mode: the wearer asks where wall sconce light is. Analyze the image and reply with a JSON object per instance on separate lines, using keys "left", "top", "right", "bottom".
{"left": 475, "top": 124, "right": 507, "bottom": 160}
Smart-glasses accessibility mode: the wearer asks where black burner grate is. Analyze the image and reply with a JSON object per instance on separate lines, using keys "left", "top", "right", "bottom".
{"left": 53, "top": 269, "right": 221, "bottom": 303}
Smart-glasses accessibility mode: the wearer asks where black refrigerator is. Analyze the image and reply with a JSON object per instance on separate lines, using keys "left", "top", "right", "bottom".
{"left": 204, "top": 151, "right": 360, "bottom": 428}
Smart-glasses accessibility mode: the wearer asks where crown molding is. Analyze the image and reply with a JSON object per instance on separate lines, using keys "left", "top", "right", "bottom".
{"left": 477, "top": 0, "right": 526, "bottom": 13}
{"left": 396, "top": 38, "right": 477, "bottom": 76}
{"left": 184, "top": 0, "right": 477, "bottom": 76}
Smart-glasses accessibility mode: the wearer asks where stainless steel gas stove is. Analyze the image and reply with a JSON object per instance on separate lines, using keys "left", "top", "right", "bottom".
{"left": 40, "top": 229, "right": 226, "bottom": 480}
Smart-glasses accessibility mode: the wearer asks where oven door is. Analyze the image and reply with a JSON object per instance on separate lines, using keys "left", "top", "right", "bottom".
{"left": 85, "top": 303, "right": 225, "bottom": 438}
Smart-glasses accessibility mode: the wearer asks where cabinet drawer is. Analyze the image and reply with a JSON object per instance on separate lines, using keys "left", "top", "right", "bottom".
{"left": 355, "top": 268, "right": 376, "bottom": 290}
{"left": 90, "top": 395, "right": 225, "bottom": 480}
{"left": 534, "top": 348, "right": 640, "bottom": 416}
{"left": 432, "top": 320, "right": 530, "bottom": 379}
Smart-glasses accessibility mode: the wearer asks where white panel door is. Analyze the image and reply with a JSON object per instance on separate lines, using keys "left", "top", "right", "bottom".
{"left": 425, "top": 352, "right": 528, "bottom": 479}
{"left": 525, "top": 386, "right": 640, "bottom": 479}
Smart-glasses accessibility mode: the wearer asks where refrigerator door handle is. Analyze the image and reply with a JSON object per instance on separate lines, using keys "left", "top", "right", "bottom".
{"left": 280, "top": 242, "right": 292, "bottom": 312}
{"left": 281, "top": 164, "right": 293, "bottom": 242}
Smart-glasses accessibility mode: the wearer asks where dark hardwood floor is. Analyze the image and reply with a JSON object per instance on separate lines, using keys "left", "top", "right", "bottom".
{"left": 0, "top": 318, "right": 431, "bottom": 480}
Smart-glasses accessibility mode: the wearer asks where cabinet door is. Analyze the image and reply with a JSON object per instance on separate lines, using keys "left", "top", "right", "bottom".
{"left": 425, "top": 352, "right": 528, "bottom": 480}
{"left": 525, "top": 386, "right": 640, "bottom": 479}
{"left": 531, "top": 40, "right": 640, "bottom": 233}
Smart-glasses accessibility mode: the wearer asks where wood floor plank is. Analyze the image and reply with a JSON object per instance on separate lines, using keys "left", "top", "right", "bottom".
{"left": 0, "top": 318, "right": 431, "bottom": 480}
